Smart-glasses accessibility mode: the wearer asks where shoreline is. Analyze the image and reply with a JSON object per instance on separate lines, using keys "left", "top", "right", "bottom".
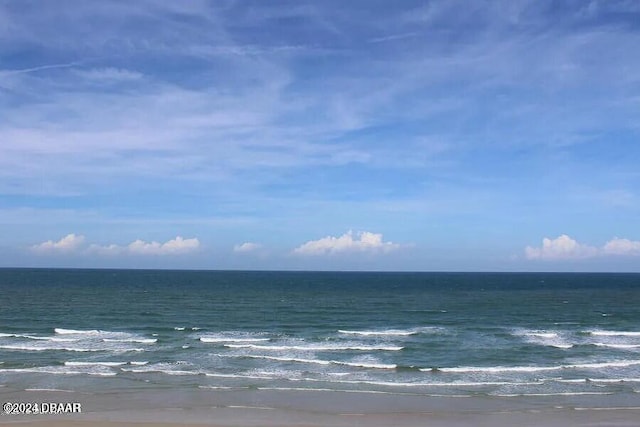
{"left": 2, "top": 387, "right": 640, "bottom": 426}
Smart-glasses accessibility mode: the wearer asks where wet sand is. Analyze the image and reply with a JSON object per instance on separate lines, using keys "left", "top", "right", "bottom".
{"left": 3, "top": 409, "right": 640, "bottom": 427}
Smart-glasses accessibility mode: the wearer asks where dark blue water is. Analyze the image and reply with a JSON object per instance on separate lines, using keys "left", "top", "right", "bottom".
{"left": 1, "top": 269, "right": 639, "bottom": 397}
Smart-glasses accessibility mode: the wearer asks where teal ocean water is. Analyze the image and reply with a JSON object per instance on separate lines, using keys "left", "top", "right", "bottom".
{"left": 1, "top": 269, "right": 640, "bottom": 399}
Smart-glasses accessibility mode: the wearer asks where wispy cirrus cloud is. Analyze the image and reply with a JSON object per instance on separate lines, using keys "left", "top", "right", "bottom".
{"left": 73, "top": 67, "right": 144, "bottom": 82}
{"left": 3, "top": 0, "right": 638, "bottom": 199}
{"left": 0, "top": 62, "right": 80, "bottom": 76}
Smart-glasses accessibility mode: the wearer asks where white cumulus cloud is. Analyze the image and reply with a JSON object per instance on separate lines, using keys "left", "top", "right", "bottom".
{"left": 293, "top": 230, "right": 400, "bottom": 256}
{"left": 31, "top": 233, "right": 85, "bottom": 253}
{"left": 525, "top": 234, "right": 640, "bottom": 260}
{"left": 127, "top": 236, "right": 200, "bottom": 255}
{"left": 86, "top": 236, "right": 200, "bottom": 256}
{"left": 87, "top": 243, "right": 123, "bottom": 256}
{"left": 233, "top": 242, "right": 262, "bottom": 253}
{"left": 602, "top": 237, "right": 640, "bottom": 256}
{"left": 525, "top": 234, "right": 598, "bottom": 260}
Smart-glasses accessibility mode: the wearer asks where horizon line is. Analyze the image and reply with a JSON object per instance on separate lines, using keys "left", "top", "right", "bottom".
{"left": 1, "top": 266, "right": 639, "bottom": 275}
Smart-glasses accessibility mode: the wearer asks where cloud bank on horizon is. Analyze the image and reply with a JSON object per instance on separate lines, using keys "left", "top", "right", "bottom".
{"left": 1, "top": 0, "right": 639, "bottom": 271}
{"left": 32, "top": 234, "right": 201, "bottom": 256}
{"left": 525, "top": 235, "right": 640, "bottom": 260}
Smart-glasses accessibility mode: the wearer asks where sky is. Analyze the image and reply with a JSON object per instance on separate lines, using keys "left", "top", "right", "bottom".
{"left": 1, "top": 0, "right": 639, "bottom": 272}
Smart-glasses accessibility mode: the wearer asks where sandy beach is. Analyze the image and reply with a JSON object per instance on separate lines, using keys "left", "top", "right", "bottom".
{"left": 2, "top": 387, "right": 640, "bottom": 427}
{"left": 3, "top": 406, "right": 640, "bottom": 427}
{"left": 3, "top": 410, "right": 640, "bottom": 427}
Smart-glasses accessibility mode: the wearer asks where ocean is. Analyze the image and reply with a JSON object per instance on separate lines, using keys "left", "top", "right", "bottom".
{"left": 1, "top": 269, "right": 640, "bottom": 401}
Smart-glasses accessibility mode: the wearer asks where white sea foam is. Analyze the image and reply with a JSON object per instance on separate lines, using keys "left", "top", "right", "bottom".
{"left": 336, "top": 361, "right": 397, "bottom": 369}
{"left": 2, "top": 328, "right": 157, "bottom": 353}
{"left": 432, "top": 365, "right": 563, "bottom": 373}
{"left": 527, "top": 332, "right": 559, "bottom": 339}
{"left": 433, "top": 359, "right": 640, "bottom": 374}
{"left": 0, "top": 333, "right": 76, "bottom": 342}
{"left": 494, "top": 392, "right": 613, "bottom": 397}
{"left": 330, "top": 379, "right": 542, "bottom": 388}
{"left": 0, "top": 344, "right": 103, "bottom": 352}
{"left": 23, "top": 335, "right": 78, "bottom": 342}
{"left": 548, "top": 343, "right": 573, "bottom": 349}
{"left": 123, "top": 367, "right": 198, "bottom": 376}
{"left": 54, "top": 328, "right": 154, "bottom": 343}
{"left": 567, "top": 360, "right": 640, "bottom": 369}
{"left": 514, "top": 329, "right": 573, "bottom": 349}
{"left": 197, "top": 331, "right": 271, "bottom": 343}
{"left": 254, "top": 387, "right": 473, "bottom": 398}
{"left": 593, "top": 343, "right": 640, "bottom": 349}
{"left": 174, "top": 327, "right": 186, "bottom": 331}
{"left": 223, "top": 344, "right": 403, "bottom": 351}
{"left": 54, "top": 328, "right": 101, "bottom": 335}
{"left": 200, "top": 337, "right": 270, "bottom": 343}
{"left": 589, "top": 378, "right": 640, "bottom": 383}
{"left": 338, "top": 329, "right": 415, "bottom": 336}
{"left": 64, "top": 361, "right": 127, "bottom": 367}
{"left": 588, "top": 330, "right": 640, "bottom": 337}
{"left": 254, "top": 386, "right": 393, "bottom": 395}
{"left": 552, "top": 378, "right": 590, "bottom": 383}
{"left": 121, "top": 361, "right": 198, "bottom": 376}
{"left": 241, "top": 354, "right": 331, "bottom": 366}
{"left": 155, "top": 369, "right": 198, "bottom": 376}
{"left": 338, "top": 327, "right": 440, "bottom": 337}
{"left": 0, "top": 366, "right": 117, "bottom": 376}
{"left": 203, "top": 372, "right": 273, "bottom": 380}
{"left": 267, "top": 385, "right": 466, "bottom": 396}
{"left": 0, "top": 341, "right": 145, "bottom": 352}
{"left": 231, "top": 354, "right": 396, "bottom": 369}
{"left": 555, "top": 378, "right": 640, "bottom": 383}
{"left": 103, "top": 338, "right": 157, "bottom": 344}
{"left": 198, "top": 385, "right": 244, "bottom": 390}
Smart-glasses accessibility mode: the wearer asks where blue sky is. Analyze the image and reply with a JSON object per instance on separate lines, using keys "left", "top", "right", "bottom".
{"left": 1, "top": 0, "right": 639, "bottom": 271}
